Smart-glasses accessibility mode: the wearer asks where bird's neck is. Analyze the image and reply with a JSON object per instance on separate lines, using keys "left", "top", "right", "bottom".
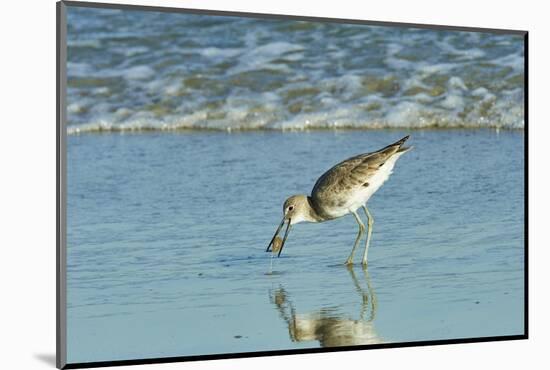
{"left": 306, "top": 196, "right": 325, "bottom": 223}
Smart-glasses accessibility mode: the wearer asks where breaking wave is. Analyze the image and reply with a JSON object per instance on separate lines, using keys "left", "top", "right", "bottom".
{"left": 66, "top": 7, "right": 525, "bottom": 134}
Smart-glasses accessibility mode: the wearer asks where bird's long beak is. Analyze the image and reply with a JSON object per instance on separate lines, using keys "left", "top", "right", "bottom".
{"left": 266, "top": 218, "right": 285, "bottom": 252}
{"left": 278, "top": 219, "right": 292, "bottom": 257}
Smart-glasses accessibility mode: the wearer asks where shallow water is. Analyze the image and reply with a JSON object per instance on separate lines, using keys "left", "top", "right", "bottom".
{"left": 66, "top": 130, "right": 524, "bottom": 363}
{"left": 66, "top": 6, "right": 524, "bottom": 132}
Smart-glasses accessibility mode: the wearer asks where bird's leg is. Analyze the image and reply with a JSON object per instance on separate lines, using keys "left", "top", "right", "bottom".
{"left": 361, "top": 206, "right": 374, "bottom": 266}
{"left": 345, "top": 210, "right": 365, "bottom": 265}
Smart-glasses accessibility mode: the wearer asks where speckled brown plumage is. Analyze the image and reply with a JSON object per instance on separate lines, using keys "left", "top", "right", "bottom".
{"left": 310, "top": 135, "right": 410, "bottom": 220}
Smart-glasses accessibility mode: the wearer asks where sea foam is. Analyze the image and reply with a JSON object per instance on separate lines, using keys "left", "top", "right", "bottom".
{"left": 65, "top": 8, "right": 525, "bottom": 134}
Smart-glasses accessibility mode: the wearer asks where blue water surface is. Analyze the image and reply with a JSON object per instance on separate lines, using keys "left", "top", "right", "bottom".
{"left": 67, "top": 130, "right": 524, "bottom": 363}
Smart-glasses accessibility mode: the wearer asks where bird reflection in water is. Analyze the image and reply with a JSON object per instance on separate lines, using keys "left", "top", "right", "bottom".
{"left": 269, "top": 266, "right": 383, "bottom": 347}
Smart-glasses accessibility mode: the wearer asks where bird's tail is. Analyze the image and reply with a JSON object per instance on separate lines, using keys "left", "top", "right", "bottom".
{"left": 392, "top": 135, "right": 410, "bottom": 148}
{"left": 381, "top": 135, "right": 411, "bottom": 153}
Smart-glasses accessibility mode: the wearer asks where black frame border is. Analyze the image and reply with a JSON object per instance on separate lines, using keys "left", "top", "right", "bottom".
{"left": 56, "top": 1, "right": 529, "bottom": 369}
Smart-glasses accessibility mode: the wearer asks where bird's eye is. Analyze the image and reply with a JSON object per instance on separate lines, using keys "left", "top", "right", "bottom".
{"left": 288, "top": 206, "right": 294, "bottom": 211}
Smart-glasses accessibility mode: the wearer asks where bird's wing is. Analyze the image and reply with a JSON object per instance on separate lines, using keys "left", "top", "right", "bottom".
{"left": 311, "top": 136, "right": 410, "bottom": 204}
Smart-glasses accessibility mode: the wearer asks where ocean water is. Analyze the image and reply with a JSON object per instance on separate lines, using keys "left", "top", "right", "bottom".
{"left": 66, "top": 130, "right": 525, "bottom": 363}
{"left": 66, "top": 7, "right": 524, "bottom": 133}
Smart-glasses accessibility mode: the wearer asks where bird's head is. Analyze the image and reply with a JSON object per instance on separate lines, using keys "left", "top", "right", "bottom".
{"left": 283, "top": 194, "right": 310, "bottom": 225}
{"left": 266, "top": 194, "right": 310, "bottom": 257}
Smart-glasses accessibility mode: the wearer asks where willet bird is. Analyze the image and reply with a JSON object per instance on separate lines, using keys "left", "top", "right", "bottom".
{"left": 266, "top": 135, "right": 412, "bottom": 266}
